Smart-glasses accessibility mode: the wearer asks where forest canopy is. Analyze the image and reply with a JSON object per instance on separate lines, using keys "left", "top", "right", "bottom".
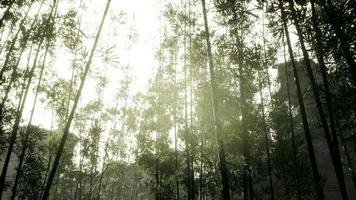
{"left": 0, "top": 0, "right": 356, "bottom": 199}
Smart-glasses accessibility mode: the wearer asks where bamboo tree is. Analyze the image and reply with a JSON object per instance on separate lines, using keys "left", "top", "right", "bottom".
{"left": 0, "top": 1, "right": 15, "bottom": 28}
{"left": 184, "top": 2, "right": 194, "bottom": 198}
{"left": 200, "top": 0, "right": 230, "bottom": 199}
{"left": 0, "top": 1, "right": 37, "bottom": 85}
{"left": 10, "top": 43, "right": 50, "bottom": 200}
{"left": 189, "top": 3, "right": 195, "bottom": 198}
{"left": 173, "top": 39, "right": 180, "bottom": 200}
{"left": 259, "top": 4, "right": 277, "bottom": 199}
{"left": 1, "top": 41, "right": 33, "bottom": 144}
{"left": 41, "top": 107, "right": 54, "bottom": 195}
{"left": 1, "top": 0, "right": 45, "bottom": 112}
{"left": 155, "top": 13, "right": 163, "bottom": 200}
{"left": 282, "top": 31, "right": 300, "bottom": 199}
{"left": 41, "top": 1, "right": 111, "bottom": 199}
{"left": 335, "top": 111, "right": 356, "bottom": 189}
{"left": 261, "top": 3, "right": 274, "bottom": 105}
{"left": 0, "top": 28, "right": 48, "bottom": 198}
{"left": 0, "top": 24, "right": 14, "bottom": 55}
{"left": 309, "top": 0, "right": 356, "bottom": 191}
{"left": 0, "top": 47, "right": 39, "bottom": 198}
{"left": 199, "top": 127, "right": 204, "bottom": 200}
{"left": 0, "top": 1, "right": 36, "bottom": 57}
{"left": 287, "top": 1, "right": 348, "bottom": 199}
{"left": 70, "top": 2, "right": 84, "bottom": 199}
{"left": 318, "top": 0, "right": 356, "bottom": 83}
{"left": 0, "top": 1, "right": 57, "bottom": 195}
{"left": 257, "top": 70, "right": 274, "bottom": 200}
{"left": 278, "top": 1, "right": 324, "bottom": 199}
{"left": 237, "top": 13, "right": 253, "bottom": 200}
{"left": 97, "top": 40, "right": 132, "bottom": 199}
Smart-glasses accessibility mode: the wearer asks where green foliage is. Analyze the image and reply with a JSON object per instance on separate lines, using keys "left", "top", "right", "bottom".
{"left": 0, "top": 0, "right": 356, "bottom": 199}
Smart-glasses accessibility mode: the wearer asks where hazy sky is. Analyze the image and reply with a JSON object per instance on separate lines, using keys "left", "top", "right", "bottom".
{"left": 23, "top": 0, "right": 162, "bottom": 131}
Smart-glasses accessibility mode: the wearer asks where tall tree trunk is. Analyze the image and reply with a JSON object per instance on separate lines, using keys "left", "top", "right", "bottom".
{"left": 41, "top": 1, "right": 111, "bottom": 199}
{"left": 318, "top": 0, "right": 356, "bottom": 83}
{"left": 155, "top": 16, "right": 163, "bottom": 200}
{"left": 200, "top": 1, "right": 230, "bottom": 199}
{"left": 78, "top": 113, "right": 84, "bottom": 200}
{"left": 97, "top": 63, "right": 130, "bottom": 199}
{"left": 257, "top": 71, "right": 274, "bottom": 200}
{"left": 189, "top": 4, "right": 195, "bottom": 197}
{"left": 41, "top": 108, "right": 54, "bottom": 195}
{"left": 287, "top": 1, "right": 348, "bottom": 199}
{"left": 228, "top": 3, "right": 253, "bottom": 198}
{"left": 234, "top": 9, "right": 253, "bottom": 200}
{"left": 0, "top": 0, "right": 57, "bottom": 195}
{"left": 184, "top": 3, "right": 194, "bottom": 197}
{"left": 310, "top": 0, "right": 356, "bottom": 192}
{"left": 173, "top": 42, "right": 180, "bottom": 200}
{"left": 278, "top": 1, "right": 324, "bottom": 199}
{"left": 10, "top": 43, "right": 50, "bottom": 200}
{"left": 199, "top": 127, "right": 204, "bottom": 200}
{"left": 335, "top": 112, "right": 356, "bottom": 189}
{"left": 261, "top": 4, "right": 274, "bottom": 105}
{"left": 0, "top": 35, "right": 43, "bottom": 198}
{"left": 0, "top": 0, "right": 43, "bottom": 105}
{"left": 282, "top": 32, "right": 300, "bottom": 199}
{"left": 155, "top": 115, "right": 160, "bottom": 200}
{"left": 0, "top": 0, "right": 38, "bottom": 85}
{"left": 241, "top": 44, "right": 253, "bottom": 199}
{"left": 0, "top": 0, "right": 38, "bottom": 57}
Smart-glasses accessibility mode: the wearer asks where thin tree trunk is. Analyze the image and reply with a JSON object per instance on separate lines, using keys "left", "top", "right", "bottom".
{"left": 257, "top": 72, "right": 274, "bottom": 200}
{"left": 0, "top": 0, "right": 41, "bottom": 56}
{"left": 189, "top": 3, "right": 195, "bottom": 198}
{"left": 318, "top": 0, "right": 356, "bottom": 83}
{"left": 41, "top": 108, "right": 54, "bottom": 195}
{"left": 309, "top": 0, "right": 338, "bottom": 152}
{"left": 228, "top": 3, "right": 253, "bottom": 198}
{"left": 200, "top": 1, "right": 230, "bottom": 199}
{"left": 97, "top": 67, "right": 130, "bottom": 199}
{"left": 0, "top": 34, "right": 44, "bottom": 198}
{"left": 0, "top": 0, "right": 56, "bottom": 194}
{"left": 155, "top": 15, "right": 163, "bottom": 200}
{"left": 261, "top": 4, "right": 274, "bottom": 105}
{"left": 278, "top": 1, "right": 324, "bottom": 199}
{"left": 173, "top": 42, "right": 180, "bottom": 200}
{"left": 10, "top": 43, "right": 49, "bottom": 200}
{"left": 282, "top": 31, "right": 300, "bottom": 199}
{"left": 199, "top": 128, "right": 204, "bottom": 200}
{"left": 184, "top": 4, "right": 193, "bottom": 197}
{"left": 310, "top": 0, "right": 356, "bottom": 192}
{"left": 234, "top": 8, "right": 253, "bottom": 200}
{"left": 336, "top": 114, "right": 356, "bottom": 189}
{"left": 73, "top": 181, "right": 78, "bottom": 200}
{"left": 0, "top": 1, "right": 44, "bottom": 107}
{"left": 41, "top": 1, "right": 111, "bottom": 199}
{"left": 0, "top": 0, "right": 38, "bottom": 85}
{"left": 78, "top": 113, "right": 84, "bottom": 200}
{"left": 239, "top": 39, "right": 252, "bottom": 200}
{"left": 287, "top": 1, "right": 348, "bottom": 199}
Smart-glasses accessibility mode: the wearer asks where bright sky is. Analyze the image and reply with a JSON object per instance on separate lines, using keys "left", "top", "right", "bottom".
{"left": 23, "top": 0, "right": 162, "bottom": 131}
{"left": 13, "top": 0, "right": 169, "bottom": 165}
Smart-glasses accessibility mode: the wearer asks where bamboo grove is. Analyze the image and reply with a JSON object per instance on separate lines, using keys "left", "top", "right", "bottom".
{"left": 0, "top": 0, "right": 356, "bottom": 199}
